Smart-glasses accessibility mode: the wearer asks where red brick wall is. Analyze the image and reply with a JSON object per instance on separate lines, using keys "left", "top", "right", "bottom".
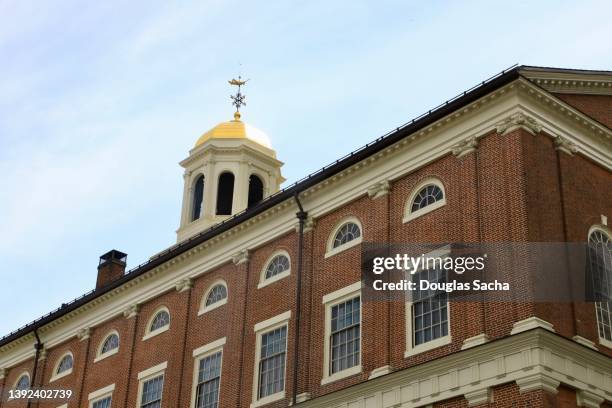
{"left": 554, "top": 93, "right": 612, "bottom": 129}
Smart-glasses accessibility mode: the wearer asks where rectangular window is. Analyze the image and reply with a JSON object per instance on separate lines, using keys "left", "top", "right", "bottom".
{"left": 140, "top": 375, "right": 164, "bottom": 408}
{"left": 330, "top": 297, "right": 361, "bottom": 375}
{"left": 258, "top": 326, "right": 287, "bottom": 399}
{"left": 411, "top": 267, "right": 449, "bottom": 346}
{"left": 195, "top": 351, "right": 222, "bottom": 408}
{"left": 321, "top": 282, "right": 362, "bottom": 385}
{"left": 92, "top": 397, "right": 112, "bottom": 408}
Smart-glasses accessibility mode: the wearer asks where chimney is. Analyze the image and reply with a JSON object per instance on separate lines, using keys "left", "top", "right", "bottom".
{"left": 96, "top": 250, "right": 127, "bottom": 289}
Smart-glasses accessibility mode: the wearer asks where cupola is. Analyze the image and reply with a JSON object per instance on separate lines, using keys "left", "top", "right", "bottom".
{"left": 176, "top": 78, "right": 285, "bottom": 242}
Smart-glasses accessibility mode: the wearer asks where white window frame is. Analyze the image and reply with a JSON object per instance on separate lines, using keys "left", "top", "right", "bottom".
{"left": 325, "top": 217, "right": 363, "bottom": 258}
{"left": 190, "top": 337, "right": 226, "bottom": 408}
{"left": 50, "top": 351, "right": 74, "bottom": 382}
{"left": 198, "top": 279, "right": 228, "bottom": 315}
{"left": 403, "top": 177, "right": 447, "bottom": 223}
{"left": 404, "top": 246, "right": 452, "bottom": 357}
{"left": 136, "top": 361, "right": 167, "bottom": 408}
{"left": 251, "top": 310, "right": 291, "bottom": 408}
{"left": 12, "top": 371, "right": 30, "bottom": 390}
{"left": 588, "top": 225, "right": 612, "bottom": 349}
{"left": 88, "top": 383, "right": 115, "bottom": 408}
{"left": 258, "top": 250, "right": 292, "bottom": 289}
{"left": 321, "top": 282, "right": 362, "bottom": 385}
{"left": 143, "top": 306, "right": 171, "bottom": 341}
{"left": 94, "top": 330, "right": 120, "bottom": 363}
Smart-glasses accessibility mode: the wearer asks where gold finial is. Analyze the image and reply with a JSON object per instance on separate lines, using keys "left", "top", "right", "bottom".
{"left": 229, "top": 75, "right": 248, "bottom": 120}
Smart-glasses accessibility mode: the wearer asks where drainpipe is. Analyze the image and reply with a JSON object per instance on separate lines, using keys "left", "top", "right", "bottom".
{"left": 26, "top": 329, "right": 43, "bottom": 408}
{"left": 292, "top": 192, "right": 307, "bottom": 405}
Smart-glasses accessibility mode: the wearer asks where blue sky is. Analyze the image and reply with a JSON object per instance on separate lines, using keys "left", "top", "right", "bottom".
{"left": 1, "top": 0, "right": 611, "bottom": 337}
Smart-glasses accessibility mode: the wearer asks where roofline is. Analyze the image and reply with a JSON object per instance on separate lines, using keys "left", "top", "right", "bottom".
{"left": 0, "top": 65, "right": 523, "bottom": 349}
{"left": 519, "top": 65, "right": 612, "bottom": 76}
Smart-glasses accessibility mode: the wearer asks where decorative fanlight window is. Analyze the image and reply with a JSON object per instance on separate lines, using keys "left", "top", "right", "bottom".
{"left": 259, "top": 252, "right": 291, "bottom": 288}
{"left": 588, "top": 228, "right": 612, "bottom": 346}
{"left": 404, "top": 178, "right": 447, "bottom": 222}
{"left": 200, "top": 281, "right": 228, "bottom": 314}
{"left": 326, "top": 218, "right": 363, "bottom": 258}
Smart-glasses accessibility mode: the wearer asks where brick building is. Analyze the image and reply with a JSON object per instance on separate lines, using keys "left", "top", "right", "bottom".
{"left": 0, "top": 66, "right": 611, "bottom": 408}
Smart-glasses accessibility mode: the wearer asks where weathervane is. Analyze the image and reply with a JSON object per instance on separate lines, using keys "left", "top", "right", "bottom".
{"left": 229, "top": 76, "right": 248, "bottom": 120}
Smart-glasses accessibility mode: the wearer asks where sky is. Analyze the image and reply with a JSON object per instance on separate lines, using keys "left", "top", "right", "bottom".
{"left": 1, "top": 0, "right": 611, "bottom": 337}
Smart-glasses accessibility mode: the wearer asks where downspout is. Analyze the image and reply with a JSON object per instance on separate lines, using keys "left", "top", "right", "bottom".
{"left": 292, "top": 192, "right": 307, "bottom": 405}
{"left": 26, "top": 330, "right": 42, "bottom": 408}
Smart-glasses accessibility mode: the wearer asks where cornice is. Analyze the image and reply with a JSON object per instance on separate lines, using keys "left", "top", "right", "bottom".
{"left": 299, "top": 329, "right": 612, "bottom": 408}
{"left": 525, "top": 76, "right": 612, "bottom": 96}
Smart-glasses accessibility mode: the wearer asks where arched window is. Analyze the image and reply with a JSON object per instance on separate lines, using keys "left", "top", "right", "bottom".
{"left": 14, "top": 373, "right": 30, "bottom": 390}
{"left": 191, "top": 175, "right": 205, "bottom": 221}
{"left": 200, "top": 281, "right": 228, "bottom": 314}
{"left": 326, "top": 218, "right": 363, "bottom": 257}
{"left": 259, "top": 252, "right": 291, "bottom": 288}
{"left": 333, "top": 222, "right": 361, "bottom": 248}
{"left": 150, "top": 310, "right": 170, "bottom": 332}
{"left": 216, "top": 172, "right": 235, "bottom": 215}
{"left": 248, "top": 174, "right": 264, "bottom": 208}
{"left": 404, "top": 178, "right": 447, "bottom": 222}
{"left": 206, "top": 285, "right": 227, "bottom": 306}
{"left": 588, "top": 228, "right": 612, "bottom": 345}
{"left": 98, "top": 331, "right": 120, "bottom": 359}
{"left": 50, "top": 353, "right": 74, "bottom": 381}
{"left": 56, "top": 354, "right": 73, "bottom": 374}
{"left": 143, "top": 307, "right": 171, "bottom": 341}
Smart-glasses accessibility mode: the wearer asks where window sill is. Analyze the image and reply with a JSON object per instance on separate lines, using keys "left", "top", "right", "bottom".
{"left": 250, "top": 391, "right": 285, "bottom": 408}
{"left": 321, "top": 365, "right": 361, "bottom": 385}
{"left": 324, "top": 237, "right": 363, "bottom": 259}
{"left": 404, "top": 335, "right": 452, "bottom": 358}
{"left": 257, "top": 270, "right": 291, "bottom": 289}
{"left": 142, "top": 325, "right": 169, "bottom": 341}
{"left": 93, "top": 348, "right": 118, "bottom": 363}
{"left": 599, "top": 337, "right": 612, "bottom": 350}
{"left": 403, "top": 199, "right": 446, "bottom": 223}
{"left": 197, "top": 298, "right": 227, "bottom": 316}
{"left": 49, "top": 369, "right": 72, "bottom": 383}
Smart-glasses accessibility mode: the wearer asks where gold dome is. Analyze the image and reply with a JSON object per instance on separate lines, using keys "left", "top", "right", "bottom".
{"left": 195, "top": 113, "right": 272, "bottom": 148}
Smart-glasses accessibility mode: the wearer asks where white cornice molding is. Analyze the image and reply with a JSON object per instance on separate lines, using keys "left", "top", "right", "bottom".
{"left": 451, "top": 136, "right": 479, "bottom": 158}
{"left": 298, "top": 329, "right": 611, "bottom": 408}
{"left": 175, "top": 277, "right": 193, "bottom": 293}
{"left": 515, "top": 372, "right": 560, "bottom": 394}
{"left": 77, "top": 327, "right": 91, "bottom": 341}
{"left": 2, "top": 76, "right": 612, "bottom": 366}
{"left": 123, "top": 304, "right": 140, "bottom": 319}
{"left": 366, "top": 180, "right": 390, "bottom": 199}
{"left": 464, "top": 387, "right": 492, "bottom": 406}
{"left": 576, "top": 389, "right": 605, "bottom": 408}
{"left": 523, "top": 74, "right": 612, "bottom": 96}
{"left": 232, "top": 249, "right": 250, "bottom": 265}
{"left": 495, "top": 111, "right": 542, "bottom": 136}
{"left": 554, "top": 136, "right": 579, "bottom": 155}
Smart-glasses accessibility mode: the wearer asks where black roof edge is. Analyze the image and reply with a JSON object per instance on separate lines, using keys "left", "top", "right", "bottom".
{"left": 0, "top": 65, "right": 523, "bottom": 349}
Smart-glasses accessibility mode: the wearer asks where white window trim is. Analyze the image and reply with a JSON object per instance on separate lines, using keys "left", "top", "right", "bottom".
{"left": 12, "top": 371, "right": 30, "bottom": 389}
{"left": 57, "top": 405, "right": 68, "bottom": 408}
{"left": 404, "top": 247, "right": 452, "bottom": 358}
{"left": 198, "top": 279, "right": 228, "bottom": 315}
{"left": 143, "top": 306, "right": 171, "bottom": 341}
{"left": 88, "top": 383, "right": 115, "bottom": 408}
{"left": 258, "top": 250, "right": 292, "bottom": 289}
{"left": 49, "top": 352, "right": 73, "bottom": 383}
{"left": 588, "top": 225, "right": 612, "bottom": 350}
{"left": 324, "top": 217, "right": 363, "bottom": 259}
{"left": 190, "top": 337, "right": 226, "bottom": 408}
{"left": 251, "top": 311, "right": 291, "bottom": 408}
{"left": 403, "top": 177, "right": 447, "bottom": 223}
{"left": 136, "top": 362, "right": 167, "bottom": 408}
{"left": 94, "top": 330, "right": 120, "bottom": 363}
{"left": 321, "top": 282, "right": 362, "bottom": 385}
